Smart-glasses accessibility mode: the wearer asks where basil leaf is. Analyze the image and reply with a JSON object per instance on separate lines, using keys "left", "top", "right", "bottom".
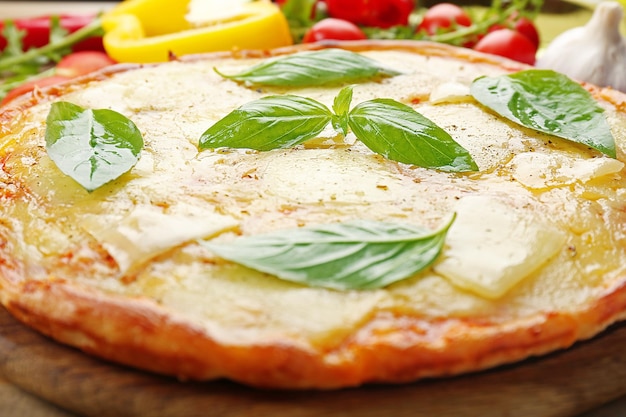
{"left": 471, "top": 69, "right": 616, "bottom": 158}
{"left": 215, "top": 49, "right": 401, "bottom": 87}
{"left": 332, "top": 85, "right": 353, "bottom": 136}
{"left": 45, "top": 101, "right": 144, "bottom": 192}
{"left": 348, "top": 99, "right": 478, "bottom": 172}
{"left": 202, "top": 217, "right": 454, "bottom": 291}
{"left": 198, "top": 95, "right": 332, "bottom": 151}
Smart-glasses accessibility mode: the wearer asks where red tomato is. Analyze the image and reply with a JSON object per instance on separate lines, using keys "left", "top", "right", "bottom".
{"left": 473, "top": 28, "right": 537, "bottom": 65}
{"left": 325, "top": 0, "right": 415, "bottom": 29}
{"left": 487, "top": 17, "right": 540, "bottom": 48}
{"left": 55, "top": 51, "right": 117, "bottom": 78}
{"left": 514, "top": 17, "right": 540, "bottom": 48}
{"left": 0, "top": 14, "right": 103, "bottom": 52}
{"left": 302, "top": 18, "right": 367, "bottom": 43}
{"left": 417, "top": 3, "right": 472, "bottom": 35}
{"left": 1, "top": 75, "right": 69, "bottom": 107}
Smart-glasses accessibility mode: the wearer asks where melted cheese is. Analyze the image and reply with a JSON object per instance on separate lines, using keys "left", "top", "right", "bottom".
{"left": 510, "top": 152, "right": 624, "bottom": 189}
{"left": 3, "top": 49, "right": 626, "bottom": 347}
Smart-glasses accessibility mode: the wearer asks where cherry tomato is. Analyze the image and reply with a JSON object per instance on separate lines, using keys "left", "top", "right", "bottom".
{"left": 417, "top": 3, "right": 472, "bottom": 35}
{"left": 488, "top": 17, "right": 540, "bottom": 47}
{"left": 1, "top": 75, "right": 69, "bottom": 107}
{"left": 55, "top": 51, "right": 117, "bottom": 78}
{"left": 302, "top": 18, "right": 368, "bottom": 43}
{"left": 473, "top": 28, "right": 537, "bottom": 65}
{"left": 514, "top": 17, "right": 540, "bottom": 48}
{"left": 325, "top": 0, "right": 415, "bottom": 29}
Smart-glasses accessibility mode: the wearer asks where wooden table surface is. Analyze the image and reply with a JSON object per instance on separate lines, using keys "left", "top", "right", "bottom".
{"left": 2, "top": 1, "right": 626, "bottom": 416}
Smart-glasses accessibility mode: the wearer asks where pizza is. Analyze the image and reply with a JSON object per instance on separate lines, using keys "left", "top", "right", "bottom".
{"left": 1, "top": 41, "right": 626, "bottom": 389}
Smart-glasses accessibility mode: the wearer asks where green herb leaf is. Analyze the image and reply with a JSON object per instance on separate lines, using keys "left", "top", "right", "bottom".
{"left": 279, "top": 0, "right": 322, "bottom": 43}
{"left": 46, "top": 16, "right": 71, "bottom": 62}
{"left": 215, "top": 48, "right": 401, "bottom": 87}
{"left": 45, "top": 101, "right": 144, "bottom": 192}
{"left": 1, "top": 20, "right": 25, "bottom": 59}
{"left": 348, "top": 99, "right": 478, "bottom": 172}
{"left": 471, "top": 69, "right": 616, "bottom": 158}
{"left": 332, "top": 85, "right": 353, "bottom": 136}
{"left": 0, "top": 17, "right": 103, "bottom": 75}
{"left": 201, "top": 217, "right": 454, "bottom": 291}
{"left": 198, "top": 95, "right": 332, "bottom": 151}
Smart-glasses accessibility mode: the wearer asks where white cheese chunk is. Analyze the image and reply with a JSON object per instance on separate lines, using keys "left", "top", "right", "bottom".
{"left": 510, "top": 152, "right": 624, "bottom": 189}
{"left": 434, "top": 195, "right": 566, "bottom": 299}
{"left": 80, "top": 205, "right": 238, "bottom": 274}
{"left": 429, "top": 82, "right": 472, "bottom": 104}
{"left": 186, "top": 0, "right": 253, "bottom": 26}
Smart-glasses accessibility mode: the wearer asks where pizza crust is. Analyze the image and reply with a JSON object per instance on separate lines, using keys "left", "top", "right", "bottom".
{"left": 4, "top": 273, "right": 626, "bottom": 388}
{"left": 2, "top": 41, "right": 626, "bottom": 389}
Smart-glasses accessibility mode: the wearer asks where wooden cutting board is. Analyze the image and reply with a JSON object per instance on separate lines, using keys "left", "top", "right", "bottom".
{"left": 0, "top": 306, "right": 626, "bottom": 417}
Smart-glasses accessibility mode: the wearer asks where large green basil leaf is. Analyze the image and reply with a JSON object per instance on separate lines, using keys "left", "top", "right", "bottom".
{"left": 215, "top": 48, "right": 401, "bottom": 87}
{"left": 45, "top": 101, "right": 144, "bottom": 192}
{"left": 471, "top": 69, "right": 616, "bottom": 158}
{"left": 348, "top": 99, "right": 478, "bottom": 172}
{"left": 198, "top": 95, "right": 332, "bottom": 151}
{"left": 201, "top": 217, "right": 454, "bottom": 291}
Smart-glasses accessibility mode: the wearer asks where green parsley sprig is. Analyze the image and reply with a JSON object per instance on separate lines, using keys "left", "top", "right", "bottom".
{"left": 0, "top": 16, "right": 103, "bottom": 101}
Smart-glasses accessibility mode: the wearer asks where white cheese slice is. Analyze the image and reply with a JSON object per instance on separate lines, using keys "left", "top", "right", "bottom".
{"left": 434, "top": 195, "right": 566, "bottom": 299}
{"left": 186, "top": 0, "right": 253, "bottom": 26}
{"left": 80, "top": 205, "right": 239, "bottom": 274}
{"left": 510, "top": 152, "right": 624, "bottom": 189}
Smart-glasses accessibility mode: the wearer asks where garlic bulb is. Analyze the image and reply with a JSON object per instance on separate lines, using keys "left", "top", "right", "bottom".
{"left": 536, "top": 1, "right": 626, "bottom": 92}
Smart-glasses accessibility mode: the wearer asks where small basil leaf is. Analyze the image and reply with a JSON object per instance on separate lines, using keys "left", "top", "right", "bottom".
{"left": 215, "top": 49, "right": 402, "bottom": 87}
{"left": 45, "top": 101, "right": 144, "bottom": 192}
{"left": 332, "top": 85, "right": 353, "bottom": 136}
{"left": 348, "top": 99, "right": 478, "bottom": 172}
{"left": 198, "top": 95, "right": 332, "bottom": 151}
{"left": 471, "top": 69, "right": 616, "bottom": 158}
{"left": 201, "top": 217, "right": 454, "bottom": 291}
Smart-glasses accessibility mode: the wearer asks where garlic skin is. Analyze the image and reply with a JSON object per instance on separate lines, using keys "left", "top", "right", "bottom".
{"left": 536, "top": 1, "right": 626, "bottom": 93}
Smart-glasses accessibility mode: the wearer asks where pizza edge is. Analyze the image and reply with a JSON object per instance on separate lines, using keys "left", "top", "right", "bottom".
{"left": 2, "top": 272, "right": 626, "bottom": 389}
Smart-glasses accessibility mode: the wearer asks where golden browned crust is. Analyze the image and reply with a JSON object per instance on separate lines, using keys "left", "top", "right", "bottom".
{"left": 3, "top": 266, "right": 626, "bottom": 389}
{"left": 1, "top": 41, "right": 626, "bottom": 389}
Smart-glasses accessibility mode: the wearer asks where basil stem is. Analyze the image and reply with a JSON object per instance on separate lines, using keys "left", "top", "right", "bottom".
{"left": 332, "top": 85, "right": 353, "bottom": 136}
{"left": 215, "top": 48, "right": 401, "bottom": 87}
{"left": 45, "top": 101, "right": 144, "bottom": 192}
{"left": 201, "top": 216, "right": 455, "bottom": 291}
{"left": 471, "top": 69, "right": 616, "bottom": 158}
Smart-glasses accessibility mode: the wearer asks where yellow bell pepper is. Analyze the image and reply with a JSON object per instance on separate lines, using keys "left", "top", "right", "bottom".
{"left": 101, "top": 0, "right": 293, "bottom": 63}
